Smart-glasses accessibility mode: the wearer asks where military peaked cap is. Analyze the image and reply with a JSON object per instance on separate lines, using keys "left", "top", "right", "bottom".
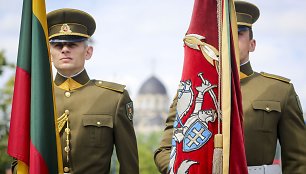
{"left": 47, "top": 8, "right": 96, "bottom": 42}
{"left": 235, "top": 1, "right": 260, "bottom": 29}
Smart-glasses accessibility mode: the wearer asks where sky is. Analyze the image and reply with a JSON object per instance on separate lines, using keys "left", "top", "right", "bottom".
{"left": 0, "top": 0, "right": 306, "bottom": 113}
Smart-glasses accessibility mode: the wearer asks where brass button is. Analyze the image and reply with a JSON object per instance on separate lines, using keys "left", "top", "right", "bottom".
{"left": 65, "top": 92, "right": 71, "bottom": 97}
{"left": 64, "top": 146, "right": 70, "bottom": 152}
{"left": 266, "top": 107, "right": 270, "bottom": 111}
{"left": 97, "top": 121, "right": 101, "bottom": 125}
{"left": 64, "top": 167, "right": 70, "bottom": 172}
{"left": 65, "top": 110, "right": 70, "bottom": 115}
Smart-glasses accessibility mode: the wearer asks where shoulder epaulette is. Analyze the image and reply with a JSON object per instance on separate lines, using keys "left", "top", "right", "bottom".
{"left": 260, "top": 72, "right": 290, "bottom": 83}
{"left": 94, "top": 80, "right": 126, "bottom": 93}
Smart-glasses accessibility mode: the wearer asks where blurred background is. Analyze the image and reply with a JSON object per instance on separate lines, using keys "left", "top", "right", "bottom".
{"left": 0, "top": 0, "right": 305, "bottom": 173}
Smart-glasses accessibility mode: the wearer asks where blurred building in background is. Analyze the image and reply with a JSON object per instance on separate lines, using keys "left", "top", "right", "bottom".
{"left": 134, "top": 75, "right": 170, "bottom": 133}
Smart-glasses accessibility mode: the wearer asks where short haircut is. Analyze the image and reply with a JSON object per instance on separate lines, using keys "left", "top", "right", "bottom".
{"left": 249, "top": 28, "right": 254, "bottom": 40}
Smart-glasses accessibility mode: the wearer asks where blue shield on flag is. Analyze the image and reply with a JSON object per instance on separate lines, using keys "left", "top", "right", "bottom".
{"left": 183, "top": 120, "right": 212, "bottom": 152}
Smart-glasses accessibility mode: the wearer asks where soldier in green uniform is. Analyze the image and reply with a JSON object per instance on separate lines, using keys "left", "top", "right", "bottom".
{"left": 154, "top": 1, "right": 306, "bottom": 174}
{"left": 47, "top": 8, "right": 139, "bottom": 174}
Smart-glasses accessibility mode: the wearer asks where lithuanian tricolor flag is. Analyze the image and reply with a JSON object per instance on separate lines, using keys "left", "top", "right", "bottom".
{"left": 7, "top": 0, "right": 63, "bottom": 173}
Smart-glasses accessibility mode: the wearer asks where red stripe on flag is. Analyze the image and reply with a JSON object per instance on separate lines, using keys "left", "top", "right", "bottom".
{"left": 229, "top": 34, "right": 248, "bottom": 174}
{"left": 229, "top": 73, "right": 248, "bottom": 174}
{"left": 29, "top": 141, "right": 49, "bottom": 174}
{"left": 228, "top": 3, "right": 248, "bottom": 173}
{"left": 8, "top": 66, "right": 31, "bottom": 164}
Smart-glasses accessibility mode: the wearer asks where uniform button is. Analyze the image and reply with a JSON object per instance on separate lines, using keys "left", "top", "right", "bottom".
{"left": 266, "top": 107, "right": 270, "bottom": 111}
{"left": 65, "top": 110, "right": 70, "bottom": 115}
{"left": 64, "top": 167, "right": 70, "bottom": 172}
{"left": 65, "top": 92, "right": 71, "bottom": 97}
{"left": 97, "top": 121, "right": 101, "bottom": 125}
{"left": 64, "top": 146, "right": 70, "bottom": 152}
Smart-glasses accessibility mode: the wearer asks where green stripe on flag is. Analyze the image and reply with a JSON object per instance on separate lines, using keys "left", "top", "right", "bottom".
{"left": 30, "top": 13, "right": 58, "bottom": 174}
{"left": 17, "top": 0, "right": 32, "bottom": 73}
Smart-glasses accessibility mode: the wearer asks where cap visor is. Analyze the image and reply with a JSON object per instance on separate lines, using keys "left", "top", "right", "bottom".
{"left": 238, "top": 26, "right": 250, "bottom": 32}
{"left": 49, "top": 36, "right": 87, "bottom": 43}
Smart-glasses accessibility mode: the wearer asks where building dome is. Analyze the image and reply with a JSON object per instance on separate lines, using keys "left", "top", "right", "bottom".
{"left": 138, "top": 76, "right": 167, "bottom": 95}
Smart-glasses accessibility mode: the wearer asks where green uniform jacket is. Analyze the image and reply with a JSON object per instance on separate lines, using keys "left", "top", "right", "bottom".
{"left": 54, "top": 70, "right": 139, "bottom": 174}
{"left": 154, "top": 62, "right": 306, "bottom": 174}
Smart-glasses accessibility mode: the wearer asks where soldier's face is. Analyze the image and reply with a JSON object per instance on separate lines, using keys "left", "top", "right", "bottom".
{"left": 50, "top": 41, "right": 93, "bottom": 77}
{"left": 238, "top": 30, "right": 256, "bottom": 64}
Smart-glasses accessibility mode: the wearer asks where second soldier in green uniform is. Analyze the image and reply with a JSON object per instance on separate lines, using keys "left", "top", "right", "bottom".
{"left": 154, "top": 1, "right": 306, "bottom": 174}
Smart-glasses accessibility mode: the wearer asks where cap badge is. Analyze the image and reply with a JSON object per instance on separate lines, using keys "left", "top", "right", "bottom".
{"left": 60, "top": 24, "right": 72, "bottom": 33}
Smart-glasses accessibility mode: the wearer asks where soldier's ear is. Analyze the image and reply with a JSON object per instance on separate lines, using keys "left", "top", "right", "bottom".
{"left": 249, "top": 39, "right": 256, "bottom": 52}
{"left": 85, "top": 46, "right": 93, "bottom": 60}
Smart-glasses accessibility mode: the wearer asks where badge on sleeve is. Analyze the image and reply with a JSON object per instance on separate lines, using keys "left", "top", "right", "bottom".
{"left": 126, "top": 102, "right": 134, "bottom": 121}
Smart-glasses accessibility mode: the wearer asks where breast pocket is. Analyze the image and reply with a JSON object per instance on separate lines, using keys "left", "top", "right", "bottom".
{"left": 82, "top": 114, "right": 113, "bottom": 148}
{"left": 252, "top": 100, "right": 281, "bottom": 132}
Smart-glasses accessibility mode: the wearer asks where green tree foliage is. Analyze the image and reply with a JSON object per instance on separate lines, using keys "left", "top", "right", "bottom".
{"left": 0, "top": 50, "right": 15, "bottom": 117}
{"left": 0, "top": 50, "right": 15, "bottom": 173}
{"left": 137, "top": 131, "right": 162, "bottom": 174}
{"left": 0, "top": 134, "right": 12, "bottom": 173}
{"left": 0, "top": 50, "right": 6, "bottom": 76}
{"left": 0, "top": 77, "right": 14, "bottom": 119}
{"left": 0, "top": 50, "right": 14, "bottom": 76}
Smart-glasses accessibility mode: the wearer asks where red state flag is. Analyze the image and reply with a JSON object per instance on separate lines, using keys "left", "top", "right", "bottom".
{"left": 168, "top": 0, "right": 248, "bottom": 173}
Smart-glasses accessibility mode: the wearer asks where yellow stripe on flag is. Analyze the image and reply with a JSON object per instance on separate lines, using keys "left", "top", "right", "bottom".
{"left": 221, "top": 1, "right": 241, "bottom": 173}
{"left": 32, "top": 0, "right": 49, "bottom": 44}
{"left": 230, "top": 0, "right": 240, "bottom": 75}
{"left": 221, "top": 0, "right": 233, "bottom": 173}
{"left": 32, "top": 1, "right": 64, "bottom": 173}
{"left": 16, "top": 160, "right": 29, "bottom": 174}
